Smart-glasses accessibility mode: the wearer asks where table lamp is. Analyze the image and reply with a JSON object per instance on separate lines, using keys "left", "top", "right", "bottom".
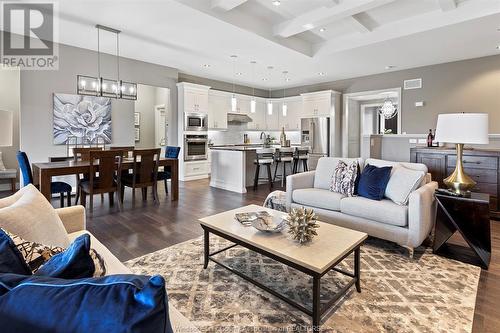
{"left": 0, "top": 110, "right": 13, "bottom": 147}
{"left": 435, "top": 113, "right": 489, "bottom": 194}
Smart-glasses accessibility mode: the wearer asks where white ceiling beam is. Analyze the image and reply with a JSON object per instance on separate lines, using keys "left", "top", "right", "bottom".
{"left": 346, "top": 16, "right": 371, "bottom": 33}
{"left": 314, "top": 0, "right": 500, "bottom": 56}
{"left": 437, "top": 0, "right": 457, "bottom": 12}
{"left": 273, "top": 0, "right": 395, "bottom": 38}
{"left": 210, "top": 0, "right": 248, "bottom": 11}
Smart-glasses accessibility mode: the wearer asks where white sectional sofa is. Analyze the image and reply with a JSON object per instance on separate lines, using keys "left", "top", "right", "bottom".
{"left": 286, "top": 158, "right": 438, "bottom": 256}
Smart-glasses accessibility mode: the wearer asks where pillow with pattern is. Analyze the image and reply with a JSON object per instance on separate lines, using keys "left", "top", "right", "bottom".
{"left": 330, "top": 160, "right": 359, "bottom": 197}
{"left": 2, "top": 228, "right": 106, "bottom": 277}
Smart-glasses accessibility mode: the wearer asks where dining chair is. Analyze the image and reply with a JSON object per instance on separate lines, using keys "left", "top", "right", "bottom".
{"left": 157, "top": 146, "right": 181, "bottom": 196}
{"left": 120, "top": 148, "right": 161, "bottom": 204}
{"left": 16, "top": 151, "right": 73, "bottom": 208}
{"left": 78, "top": 150, "right": 123, "bottom": 212}
{"left": 109, "top": 146, "right": 135, "bottom": 158}
{"left": 73, "top": 147, "right": 103, "bottom": 205}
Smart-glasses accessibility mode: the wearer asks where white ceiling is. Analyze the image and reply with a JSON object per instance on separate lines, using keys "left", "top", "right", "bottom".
{"left": 43, "top": 0, "right": 500, "bottom": 88}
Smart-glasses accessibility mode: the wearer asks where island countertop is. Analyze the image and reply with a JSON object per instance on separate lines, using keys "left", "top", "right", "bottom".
{"left": 209, "top": 144, "right": 303, "bottom": 151}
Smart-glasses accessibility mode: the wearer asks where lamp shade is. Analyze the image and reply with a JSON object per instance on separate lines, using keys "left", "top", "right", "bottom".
{"left": 0, "top": 110, "right": 13, "bottom": 147}
{"left": 434, "top": 113, "right": 489, "bottom": 145}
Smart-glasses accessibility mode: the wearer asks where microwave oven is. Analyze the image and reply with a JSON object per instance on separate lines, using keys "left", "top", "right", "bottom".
{"left": 185, "top": 113, "right": 208, "bottom": 132}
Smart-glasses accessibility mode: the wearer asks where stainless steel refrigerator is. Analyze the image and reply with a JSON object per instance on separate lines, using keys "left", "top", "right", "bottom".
{"left": 301, "top": 117, "right": 330, "bottom": 170}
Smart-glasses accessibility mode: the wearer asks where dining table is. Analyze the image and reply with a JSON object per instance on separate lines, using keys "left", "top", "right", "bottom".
{"left": 32, "top": 157, "right": 179, "bottom": 202}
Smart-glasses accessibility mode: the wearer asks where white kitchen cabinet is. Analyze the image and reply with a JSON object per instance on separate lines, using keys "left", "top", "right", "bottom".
{"left": 301, "top": 90, "right": 339, "bottom": 118}
{"left": 265, "top": 100, "right": 280, "bottom": 131}
{"left": 177, "top": 82, "right": 210, "bottom": 114}
{"left": 279, "top": 97, "right": 301, "bottom": 131}
{"left": 235, "top": 95, "right": 251, "bottom": 114}
{"left": 208, "top": 91, "right": 229, "bottom": 130}
{"left": 247, "top": 98, "right": 266, "bottom": 130}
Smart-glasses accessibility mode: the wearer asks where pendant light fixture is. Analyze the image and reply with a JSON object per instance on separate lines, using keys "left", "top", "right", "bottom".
{"left": 267, "top": 66, "right": 273, "bottom": 115}
{"left": 282, "top": 71, "right": 288, "bottom": 117}
{"left": 77, "top": 25, "right": 137, "bottom": 100}
{"left": 250, "top": 61, "right": 256, "bottom": 113}
{"left": 230, "top": 55, "right": 238, "bottom": 112}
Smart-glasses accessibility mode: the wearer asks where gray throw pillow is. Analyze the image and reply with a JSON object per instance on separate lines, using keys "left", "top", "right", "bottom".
{"left": 330, "top": 160, "right": 358, "bottom": 197}
{"left": 385, "top": 165, "right": 425, "bottom": 205}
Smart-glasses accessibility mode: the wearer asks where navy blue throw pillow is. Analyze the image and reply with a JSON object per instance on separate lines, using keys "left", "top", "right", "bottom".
{"left": 35, "top": 234, "right": 95, "bottom": 279}
{"left": 0, "top": 273, "right": 173, "bottom": 333}
{"left": 357, "top": 164, "right": 393, "bottom": 200}
{"left": 0, "top": 229, "right": 31, "bottom": 275}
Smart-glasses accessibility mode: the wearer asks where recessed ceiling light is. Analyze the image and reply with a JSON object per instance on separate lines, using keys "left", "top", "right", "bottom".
{"left": 496, "top": 45, "right": 500, "bottom": 50}
{"left": 319, "top": 28, "right": 326, "bottom": 32}
{"left": 236, "top": 72, "right": 243, "bottom": 76}
{"left": 385, "top": 65, "right": 396, "bottom": 70}
{"left": 318, "top": 72, "right": 326, "bottom": 76}
{"left": 203, "top": 64, "right": 210, "bottom": 68}
{"left": 285, "top": 78, "right": 291, "bottom": 82}
{"left": 262, "top": 78, "right": 269, "bottom": 81}
{"left": 272, "top": 0, "right": 281, "bottom": 6}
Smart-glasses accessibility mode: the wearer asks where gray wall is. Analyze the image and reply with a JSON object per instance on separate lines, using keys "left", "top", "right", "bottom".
{"left": 273, "top": 54, "right": 500, "bottom": 134}
{"left": 18, "top": 41, "right": 179, "bottom": 165}
{"left": 178, "top": 73, "right": 269, "bottom": 98}
{"left": 0, "top": 67, "right": 20, "bottom": 188}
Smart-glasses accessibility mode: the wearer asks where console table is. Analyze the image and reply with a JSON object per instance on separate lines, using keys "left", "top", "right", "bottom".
{"left": 411, "top": 147, "right": 500, "bottom": 219}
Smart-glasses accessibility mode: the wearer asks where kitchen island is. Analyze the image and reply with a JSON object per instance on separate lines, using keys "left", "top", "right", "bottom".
{"left": 209, "top": 144, "right": 301, "bottom": 193}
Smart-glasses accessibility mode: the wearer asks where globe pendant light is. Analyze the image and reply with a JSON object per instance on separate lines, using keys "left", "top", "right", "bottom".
{"left": 282, "top": 71, "right": 288, "bottom": 116}
{"left": 267, "top": 66, "right": 273, "bottom": 115}
{"left": 250, "top": 61, "right": 256, "bottom": 113}
{"left": 230, "top": 55, "right": 238, "bottom": 112}
{"left": 378, "top": 97, "right": 397, "bottom": 119}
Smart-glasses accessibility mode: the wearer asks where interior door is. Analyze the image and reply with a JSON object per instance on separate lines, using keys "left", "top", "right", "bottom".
{"left": 155, "top": 104, "right": 167, "bottom": 156}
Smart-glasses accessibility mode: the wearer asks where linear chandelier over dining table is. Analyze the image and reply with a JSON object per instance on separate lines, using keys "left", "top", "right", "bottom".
{"left": 77, "top": 24, "right": 137, "bottom": 100}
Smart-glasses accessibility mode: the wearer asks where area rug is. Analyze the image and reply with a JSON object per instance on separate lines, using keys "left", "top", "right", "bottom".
{"left": 125, "top": 236, "right": 480, "bottom": 333}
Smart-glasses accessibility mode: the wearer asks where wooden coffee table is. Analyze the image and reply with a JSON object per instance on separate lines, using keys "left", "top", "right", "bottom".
{"left": 199, "top": 205, "right": 367, "bottom": 330}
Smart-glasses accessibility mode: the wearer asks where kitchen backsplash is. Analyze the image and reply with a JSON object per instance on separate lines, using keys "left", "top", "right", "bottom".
{"left": 208, "top": 124, "right": 301, "bottom": 145}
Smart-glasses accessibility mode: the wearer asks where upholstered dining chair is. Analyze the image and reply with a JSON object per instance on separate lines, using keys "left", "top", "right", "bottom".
{"left": 156, "top": 146, "right": 180, "bottom": 196}
{"left": 73, "top": 147, "right": 103, "bottom": 205}
{"left": 78, "top": 150, "right": 124, "bottom": 212}
{"left": 120, "top": 148, "right": 161, "bottom": 204}
{"left": 16, "top": 151, "right": 73, "bottom": 208}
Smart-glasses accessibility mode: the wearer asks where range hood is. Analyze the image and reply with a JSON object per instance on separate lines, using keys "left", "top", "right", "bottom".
{"left": 227, "top": 113, "right": 253, "bottom": 124}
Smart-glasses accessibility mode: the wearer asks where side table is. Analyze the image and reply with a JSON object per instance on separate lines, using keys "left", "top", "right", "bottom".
{"left": 433, "top": 192, "right": 491, "bottom": 269}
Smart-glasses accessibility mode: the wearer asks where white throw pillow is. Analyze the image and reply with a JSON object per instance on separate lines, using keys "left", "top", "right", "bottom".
{"left": 385, "top": 165, "right": 425, "bottom": 205}
{"left": 0, "top": 152, "right": 6, "bottom": 171}
{"left": 0, "top": 184, "right": 70, "bottom": 247}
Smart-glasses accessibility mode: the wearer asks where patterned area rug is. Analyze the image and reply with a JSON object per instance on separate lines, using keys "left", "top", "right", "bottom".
{"left": 125, "top": 236, "right": 480, "bottom": 333}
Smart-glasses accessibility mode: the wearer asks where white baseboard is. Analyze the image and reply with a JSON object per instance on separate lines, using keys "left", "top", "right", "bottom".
{"left": 180, "top": 174, "right": 209, "bottom": 181}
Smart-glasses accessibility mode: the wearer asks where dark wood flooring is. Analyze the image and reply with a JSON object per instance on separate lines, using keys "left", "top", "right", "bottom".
{"left": 1, "top": 180, "right": 499, "bottom": 332}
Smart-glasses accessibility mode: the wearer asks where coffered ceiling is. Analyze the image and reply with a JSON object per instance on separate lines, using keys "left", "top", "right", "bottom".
{"left": 44, "top": 0, "right": 500, "bottom": 88}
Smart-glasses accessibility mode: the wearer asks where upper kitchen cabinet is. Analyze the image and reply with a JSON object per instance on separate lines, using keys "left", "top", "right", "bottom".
{"left": 208, "top": 90, "right": 229, "bottom": 130}
{"left": 235, "top": 95, "right": 251, "bottom": 114}
{"left": 177, "top": 82, "right": 210, "bottom": 114}
{"left": 301, "top": 90, "right": 341, "bottom": 118}
{"left": 279, "top": 96, "right": 301, "bottom": 131}
{"left": 265, "top": 100, "right": 281, "bottom": 131}
{"left": 246, "top": 98, "right": 266, "bottom": 130}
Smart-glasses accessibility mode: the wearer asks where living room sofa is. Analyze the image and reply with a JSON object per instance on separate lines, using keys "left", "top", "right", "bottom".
{"left": 286, "top": 158, "right": 438, "bottom": 256}
{"left": 0, "top": 185, "right": 199, "bottom": 333}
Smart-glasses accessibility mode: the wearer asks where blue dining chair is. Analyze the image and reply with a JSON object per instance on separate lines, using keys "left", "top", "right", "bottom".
{"left": 157, "top": 146, "right": 180, "bottom": 196}
{"left": 16, "top": 151, "right": 73, "bottom": 207}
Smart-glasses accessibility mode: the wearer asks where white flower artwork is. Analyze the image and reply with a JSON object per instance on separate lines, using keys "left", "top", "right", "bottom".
{"left": 53, "top": 93, "right": 112, "bottom": 144}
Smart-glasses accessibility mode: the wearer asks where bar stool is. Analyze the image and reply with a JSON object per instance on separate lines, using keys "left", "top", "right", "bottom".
{"left": 293, "top": 147, "right": 310, "bottom": 174}
{"left": 253, "top": 148, "right": 275, "bottom": 191}
{"left": 273, "top": 147, "right": 295, "bottom": 187}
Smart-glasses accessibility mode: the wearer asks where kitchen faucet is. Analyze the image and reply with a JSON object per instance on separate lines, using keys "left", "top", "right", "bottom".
{"left": 259, "top": 132, "right": 267, "bottom": 140}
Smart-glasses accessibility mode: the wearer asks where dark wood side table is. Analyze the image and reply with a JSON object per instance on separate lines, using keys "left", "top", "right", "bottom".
{"left": 433, "top": 192, "right": 491, "bottom": 269}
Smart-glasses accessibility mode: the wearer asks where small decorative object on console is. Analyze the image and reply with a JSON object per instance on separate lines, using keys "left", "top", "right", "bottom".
{"left": 285, "top": 207, "right": 319, "bottom": 244}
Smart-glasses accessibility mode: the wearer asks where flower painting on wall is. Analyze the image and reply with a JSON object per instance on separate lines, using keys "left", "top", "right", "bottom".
{"left": 53, "top": 93, "right": 112, "bottom": 144}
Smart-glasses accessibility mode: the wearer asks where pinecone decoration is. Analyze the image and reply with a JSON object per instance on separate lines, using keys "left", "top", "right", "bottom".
{"left": 285, "top": 207, "right": 319, "bottom": 244}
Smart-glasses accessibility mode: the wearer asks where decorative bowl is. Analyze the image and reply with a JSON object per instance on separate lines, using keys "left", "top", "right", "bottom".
{"left": 251, "top": 215, "right": 286, "bottom": 233}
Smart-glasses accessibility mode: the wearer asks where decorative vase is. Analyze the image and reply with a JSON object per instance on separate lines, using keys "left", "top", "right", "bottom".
{"left": 285, "top": 207, "right": 319, "bottom": 244}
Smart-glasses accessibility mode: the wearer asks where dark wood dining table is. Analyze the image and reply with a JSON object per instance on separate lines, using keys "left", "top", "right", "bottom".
{"left": 32, "top": 157, "right": 179, "bottom": 202}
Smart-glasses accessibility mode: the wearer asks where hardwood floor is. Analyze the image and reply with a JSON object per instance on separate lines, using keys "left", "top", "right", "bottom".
{"left": 1, "top": 179, "right": 499, "bottom": 332}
